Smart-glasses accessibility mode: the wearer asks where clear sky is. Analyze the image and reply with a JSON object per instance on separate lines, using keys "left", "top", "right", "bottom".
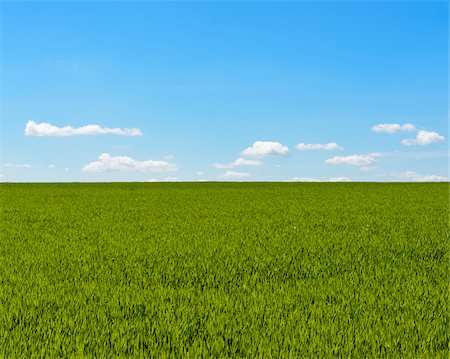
{"left": 1, "top": 1, "right": 448, "bottom": 182}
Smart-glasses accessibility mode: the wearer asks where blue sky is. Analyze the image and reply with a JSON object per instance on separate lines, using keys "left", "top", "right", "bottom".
{"left": 1, "top": 1, "right": 448, "bottom": 182}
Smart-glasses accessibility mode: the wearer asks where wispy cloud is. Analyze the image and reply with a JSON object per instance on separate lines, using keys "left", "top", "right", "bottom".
{"left": 360, "top": 165, "right": 378, "bottom": 172}
{"left": 401, "top": 130, "right": 445, "bottom": 146}
{"left": 82, "top": 153, "right": 177, "bottom": 173}
{"left": 391, "top": 171, "right": 447, "bottom": 182}
{"left": 242, "top": 141, "right": 289, "bottom": 157}
{"left": 163, "top": 176, "right": 178, "bottom": 182}
{"left": 25, "top": 121, "right": 142, "bottom": 137}
{"left": 214, "top": 157, "right": 263, "bottom": 169}
{"left": 290, "top": 176, "right": 351, "bottom": 182}
{"left": 3, "top": 163, "right": 33, "bottom": 168}
{"left": 213, "top": 163, "right": 233, "bottom": 169}
{"left": 290, "top": 177, "right": 320, "bottom": 182}
{"left": 147, "top": 177, "right": 178, "bottom": 182}
{"left": 325, "top": 153, "right": 381, "bottom": 166}
{"left": 218, "top": 170, "right": 251, "bottom": 179}
{"left": 371, "top": 123, "right": 416, "bottom": 134}
{"left": 296, "top": 142, "right": 342, "bottom": 151}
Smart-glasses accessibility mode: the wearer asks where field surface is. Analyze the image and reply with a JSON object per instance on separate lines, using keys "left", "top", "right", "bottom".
{"left": 0, "top": 182, "right": 448, "bottom": 357}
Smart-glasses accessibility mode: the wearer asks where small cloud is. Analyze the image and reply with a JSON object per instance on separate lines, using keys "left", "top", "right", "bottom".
{"left": 233, "top": 157, "right": 263, "bottom": 166}
{"left": 242, "top": 141, "right": 289, "bottom": 157}
{"left": 164, "top": 155, "right": 174, "bottom": 160}
{"left": 64, "top": 168, "right": 69, "bottom": 172}
{"left": 82, "top": 153, "right": 177, "bottom": 173}
{"left": 196, "top": 171, "right": 204, "bottom": 176}
{"left": 218, "top": 170, "right": 251, "bottom": 179}
{"left": 401, "top": 130, "right": 445, "bottom": 146}
{"left": 163, "top": 176, "right": 178, "bottom": 182}
{"left": 328, "top": 176, "right": 351, "bottom": 182}
{"left": 48, "top": 164, "right": 56, "bottom": 169}
{"left": 25, "top": 120, "right": 143, "bottom": 137}
{"left": 371, "top": 123, "right": 416, "bottom": 134}
{"left": 290, "top": 177, "right": 320, "bottom": 182}
{"left": 325, "top": 153, "right": 381, "bottom": 166}
{"left": 290, "top": 176, "right": 351, "bottom": 182}
{"left": 296, "top": 142, "right": 342, "bottom": 151}
{"left": 214, "top": 157, "right": 263, "bottom": 169}
{"left": 391, "top": 171, "right": 447, "bottom": 182}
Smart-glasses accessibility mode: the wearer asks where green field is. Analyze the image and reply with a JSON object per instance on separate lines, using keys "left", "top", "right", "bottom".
{"left": 0, "top": 183, "right": 448, "bottom": 357}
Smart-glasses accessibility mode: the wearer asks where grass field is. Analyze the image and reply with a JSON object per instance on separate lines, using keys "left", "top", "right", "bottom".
{"left": 0, "top": 182, "right": 448, "bottom": 357}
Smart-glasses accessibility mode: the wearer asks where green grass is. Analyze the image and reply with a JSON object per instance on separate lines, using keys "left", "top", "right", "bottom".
{"left": 0, "top": 182, "right": 448, "bottom": 357}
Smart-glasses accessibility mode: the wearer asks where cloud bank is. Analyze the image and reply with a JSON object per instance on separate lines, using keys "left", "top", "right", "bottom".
{"left": 82, "top": 153, "right": 177, "bottom": 173}
{"left": 25, "top": 121, "right": 142, "bottom": 137}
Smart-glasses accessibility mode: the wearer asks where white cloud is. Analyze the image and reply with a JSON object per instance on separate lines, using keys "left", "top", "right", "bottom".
{"left": 401, "top": 130, "right": 445, "bottom": 146}
{"left": 392, "top": 171, "right": 447, "bottom": 182}
{"left": 48, "top": 164, "right": 56, "bottom": 169}
{"left": 82, "top": 153, "right": 177, "bottom": 173}
{"left": 218, "top": 170, "right": 251, "bottom": 179}
{"left": 147, "top": 178, "right": 159, "bottom": 182}
{"left": 371, "top": 123, "right": 416, "bottom": 134}
{"left": 214, "top": 157, "right": 263, "bottom": 169}
{"left": 242, "top": 141, "right": 289, "bottom": 157}
{"left": 328, "top": 177, "right": 351, "bottom": 182}
{"left": 296, "top": 142, "right": 342, "bottom": 151}
{"left": 325, "top": 153, "right": 381, "bottom": 166}
{"left": 25, "top": 120, "right": 142, "bottom": 137}
{"left": 233, "top": 157, "right": 263, "bottom": 166}
{"left": 196, "top": 171, "right": 204, "bottom": 176}
{"left": 3, "top": 163, "right": 33, "bottom": 168}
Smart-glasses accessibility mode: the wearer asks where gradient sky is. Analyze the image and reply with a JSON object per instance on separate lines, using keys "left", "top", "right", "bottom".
{"left": 1, "top": 1, "right": 448, "bottom": 182}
